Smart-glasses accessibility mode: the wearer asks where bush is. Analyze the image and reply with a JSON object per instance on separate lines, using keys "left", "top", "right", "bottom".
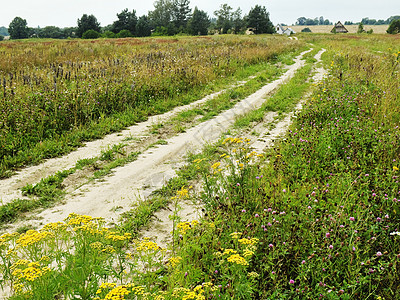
{"left": 301, "top": 27, "right": 312, "bottom": 33}
{"left": 116, "top": 29, "right": 132, "bottom": 38}
{"left": 82, "top": 29, "right": 100, "bottom": 39}
{"left": 387, "top": 19, "right": 400, "bottom": 34}
{"left": 102, "top": 30, "right": 116, "bottom": 38}
{"left": 0, "top": 35, "right": 4, "bottom": 41}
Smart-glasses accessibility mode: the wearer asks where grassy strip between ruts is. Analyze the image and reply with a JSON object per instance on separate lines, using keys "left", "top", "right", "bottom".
{"left": 0, "top": 50, "right": 305, "bottom": 230}
{"left": 0, "top": 39, "right": 304, "bottom": 179}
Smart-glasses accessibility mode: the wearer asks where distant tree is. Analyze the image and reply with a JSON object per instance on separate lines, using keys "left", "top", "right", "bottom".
{"left": 296, "top": 17, "right": 307, "bottom": 26}
{"left": 357, "top": 23, "right": 365, "bottom": 34}
{"left": 344, "top": 21, "right": 354, "bottom": 25}
{"left": 214, "top": 4, "right": 233, "bottom": 34}
{"left": 386, "top": 16, "right": 400, "bottom": 24}
{"left": 40, "top": 26, "right": 64, "bottom": 39}
{"left": 232, "top": 8, "right": 244, "bottom": 34}
{"left": 149, "top": 0, "right": 174, "bottom": 30}
{"left": 319, "top": 16, "right": 324, "bottom": 25}
{"left": 301, "top": 27, "right": 312, "bottom": 32}
{"left": 188, "top": 7, "right": 210, "bottom": 35}
{"left": 172, "top": 0, "right": 191, "bottom": 32}
{"left": 63, "top": 27, "right": 77, "bottom": 38}
{"left": 77, "top": 14, "right": 101, "bottom": 38}
{"left": 324, "top": 19, "right": 331, "bottom": 25}
{"left": 136, "top": 16, "right": 152, "bottom": 37}
{"left": 112, "top": 9, "right": 137, "bottom": 35}
{"left": 0, "top": 35, "right": 4, "bottom": 41}
{"left": 387, "top": 19, "right": 400, "bottom": 34}
{"left": 0, "top": 26, "right": 9, "bottom": 36}
{"left": 9, "top": 17, "right": 29, "bottom": 39}
{"left": 246, "top": 5, "right": 274, "bottom": 34}
{"left": 82, "top": 29, "right": 100, "bottom": 39}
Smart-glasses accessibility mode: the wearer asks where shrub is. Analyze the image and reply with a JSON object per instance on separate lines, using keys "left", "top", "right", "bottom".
{"left": 116, "top": 29, "right": 132, "bottom": 38}
{"left": 81, "top": 29, "right": 100, "bottom": 39}
{"left": 301, "top": 27, "right": 312, "bottom": 33}
{"left": 387, "top": 19, "right": 400, "bottom": 34}
{"left": 102, "top": 30, "right": 116, "bottom": 38}
{"left": 0, "top": 35, "right": 4, "bottom": 41}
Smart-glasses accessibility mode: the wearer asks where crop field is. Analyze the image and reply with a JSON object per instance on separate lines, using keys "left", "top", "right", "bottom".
{"left": 0, "top": 36, "right": 300, "bottom": 178}
{"left": 0, "top": 34, "right": 400, "bottom": 299}
{"left": 287, "top": 25, "right": 389, "bottom": 34}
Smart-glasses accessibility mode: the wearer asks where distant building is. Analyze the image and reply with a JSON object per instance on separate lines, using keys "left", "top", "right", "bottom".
{"left": 331, "top": 21, "right": 348, "bottom": 33}
{"left": 276, "top": 24, "right": 296, "bottom": 35}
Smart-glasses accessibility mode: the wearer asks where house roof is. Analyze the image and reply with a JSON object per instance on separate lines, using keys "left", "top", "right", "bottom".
{"left": 331, "top": 21, "right": 348, "bottom": 33}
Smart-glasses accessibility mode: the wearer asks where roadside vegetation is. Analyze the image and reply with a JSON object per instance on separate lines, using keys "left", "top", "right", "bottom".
{"left": 0, "top": 35, "right": 301, "bottom": 178}
{"left": 0, "top": 35, "right": 399, "bottom": 299}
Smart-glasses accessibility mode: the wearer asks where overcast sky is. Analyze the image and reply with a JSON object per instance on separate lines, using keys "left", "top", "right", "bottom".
{"left": 1, "top": 0, "right": 399, "bottom": 28}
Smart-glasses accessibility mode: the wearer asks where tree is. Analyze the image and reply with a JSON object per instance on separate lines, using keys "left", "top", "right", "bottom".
{"left": 0, "top": 27, "right": 9, "bottom": 36}
{"left": 357, "top": 23, "right": 365, "bottom": 34}
{"left": 232, "top": 8, "right": 244, "bottom": 34}
{"left": 77, "top": 14, "right": 101, "bottom": 38}
{"left": 40, "top": 26, "right": 64, "bottom": 39}
{"left": 149, "top": 0, "right": 174, "bottom": 29}
{"left": 214, "top": 4, "right": 233, "bottom": 34}
{"left": 246, "top": 5, "right": 274, "bottom": 34}
{"left": 387, "top": 19, "right": 400, "bottom": 34}
{"left": 112, "top": 9, "right": 137, "bottom": 35}
{"left": 296, "top": 17, "right": 307, "bottom": 26}
{"left": 0, "top": 35, "right": 4, "bottom": 41}
{"left": 172, "top": 0, "right": 191, "bottom": 32}
{"left": 301, "top": 27, "right": 312, "bottom": 33}
{"left": 136, "top": 16, "right": 151, "bottom": 37}
{"left": 188, "top": 7, "right": 210, "bottom": 35}
{"left": 9, "top": 17, "right": 29, "bottom": 39}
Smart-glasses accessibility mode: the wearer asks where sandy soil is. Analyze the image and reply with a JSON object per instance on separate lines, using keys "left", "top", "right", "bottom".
{"left": 140, "top": 49, "right": 327, "bottom": 249}
{"left": 0, "top": 78, "right": 255, "bottom": 206}
{"left": 0, "top": 49, "right": 314, "bottom": 234}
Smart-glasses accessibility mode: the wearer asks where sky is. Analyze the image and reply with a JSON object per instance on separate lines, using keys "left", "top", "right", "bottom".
{"left": 0, "top": 0, "right": 399, "bottom": 28}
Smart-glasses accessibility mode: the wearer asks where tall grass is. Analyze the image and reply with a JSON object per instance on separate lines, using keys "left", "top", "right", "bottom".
{"left": 0, "top": 36, "right": 301, "bottom": 178}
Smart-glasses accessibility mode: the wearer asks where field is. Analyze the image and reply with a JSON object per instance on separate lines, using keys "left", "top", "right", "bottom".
{"left": 286, "top": 25, "right": 389, "bottom": 34}
{"left": 0, "top": 34, "right": 400, "bottom": 299}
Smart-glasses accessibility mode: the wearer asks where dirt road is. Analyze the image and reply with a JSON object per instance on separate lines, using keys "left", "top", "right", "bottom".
{"left": 1, "top": 48, "right": 326, "bottom": 232}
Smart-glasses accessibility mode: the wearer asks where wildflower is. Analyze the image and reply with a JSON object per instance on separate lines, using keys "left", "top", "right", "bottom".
{"left": 227, "top": 254, "right": 248, "bottom": 266}
{"left": 177, "top": 186, "right": 189, "bottom": 198}
{"left": 329, "top": 245, "right": 334, "bottom": 249}
{"left": 390, "top": 231, "right": 400, "bottom": 236}
{"left": 289, "top": 279, "right": 295, "bottom": 284}
{"left": 394, "top": 166, "right": 399, "bottom": 171}
{"left": 326, "top": 233, "right": 331, "bottom": 238}
{"left": 168, "top": 256, "right": 182, "bottom": 268}
{"left": 349, "top": 217, "right": 355, "bottom": 221}
{"left": 230, "top": 232, "right": 242, "bottom": 239}
{"left": 376, "top": 251, "right": 383, "bottom": 257}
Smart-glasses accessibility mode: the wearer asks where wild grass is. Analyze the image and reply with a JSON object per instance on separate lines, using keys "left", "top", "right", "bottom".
{"left": 0, "top": 35, "right": 301, "bottom": 178}
{"left": 1, "top": 35, "right": 399, "bottom": 299}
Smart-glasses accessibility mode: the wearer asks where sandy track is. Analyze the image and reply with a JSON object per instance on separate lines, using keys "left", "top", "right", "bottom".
{"left": 3, "top": 48, "right": 322, "bottom": 230}
{"left": 141, "top": 49, "right": 327, "bottom": 248}
{"left": 0, "top": 78, "right": 254, "bottom": 205}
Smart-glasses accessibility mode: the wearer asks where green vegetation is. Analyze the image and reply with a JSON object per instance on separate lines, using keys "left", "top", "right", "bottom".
{"left": 0, "top": 35, "right": 300, "bottom": 178}
{"left": 387, "top": 19, "right": 400, "bottom": 34}
{"left": 1, "top": 35, "right": 400, "bottom": 299}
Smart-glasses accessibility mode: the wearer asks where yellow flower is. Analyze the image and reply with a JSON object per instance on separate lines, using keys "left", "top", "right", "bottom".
{"left": 227, "top": 254, "right": 248, "bottom": 266}
{"left": 168, "top": 256, "right": 182, "bottom": 268}
{"left": 211, "top": 162, "right": 221, "bottom": 170}
{"left": 238, "top": 237, "right": 259, "bottom": 246}
{"left": 230, "top": 232, "right": 242, "bottom": 239}
{"left": 177, "top": 186, "right": 189, "bottom": 198}
{"left": 223, "top": 248, "right": 237, "bottom": 255}
{"left": 393, "top": 166, "right": 399, "bottom": 171}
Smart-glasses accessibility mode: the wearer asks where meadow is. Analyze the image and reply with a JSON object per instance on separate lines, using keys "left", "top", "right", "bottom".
{"left": 0, "top": 35, "right": 300, "bottom": 178}
{"left": 0, "top": 34, "right": 400, "bottom": 299}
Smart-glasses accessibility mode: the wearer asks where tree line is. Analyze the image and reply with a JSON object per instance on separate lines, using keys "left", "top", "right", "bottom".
{"left": 5, "top": 1, "right": 275, "bottom": 40}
